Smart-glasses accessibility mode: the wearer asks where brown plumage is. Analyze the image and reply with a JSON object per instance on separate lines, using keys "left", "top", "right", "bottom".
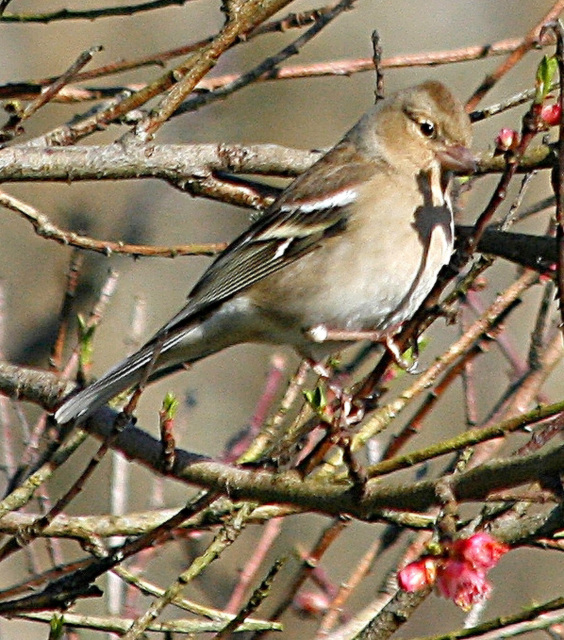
{"left": 55, "top": 81, "right": 474, "bottom": 425}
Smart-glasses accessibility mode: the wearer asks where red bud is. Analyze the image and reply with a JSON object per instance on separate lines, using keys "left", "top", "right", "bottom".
{"left": 540, "top": 103, "right": 562, "bottom": 126}
{"left": 398, "top": 557, "right": 437, "bottom": 592}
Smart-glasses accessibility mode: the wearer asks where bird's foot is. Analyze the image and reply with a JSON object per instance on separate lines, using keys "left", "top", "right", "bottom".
{"left": 305, "top": 356, "right": 334, "bottom": 379}
{"left": 384, "top": 337, "right": 419, "bottom": 373}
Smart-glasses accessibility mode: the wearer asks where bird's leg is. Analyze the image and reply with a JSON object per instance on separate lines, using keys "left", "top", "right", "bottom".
{"left": 306, "top": 324, "right": 418, "bottom": 373}
{"left": 384, "top": 336, "right": 419, "bottom": 373}
{"left": 305, "top": 356, "right": 334, "bottom": 379}
{"left": 307, "top": 324, "right": 383, "bottom": 344}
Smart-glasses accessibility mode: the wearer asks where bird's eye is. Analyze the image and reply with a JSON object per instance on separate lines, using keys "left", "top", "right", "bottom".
{"left": 418, "top": 119, "right": 436, "bottom": 138}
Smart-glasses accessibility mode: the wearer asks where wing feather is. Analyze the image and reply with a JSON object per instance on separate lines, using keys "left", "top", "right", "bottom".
{"left": 151, "top": 140, "right": 385, "bottom": 338}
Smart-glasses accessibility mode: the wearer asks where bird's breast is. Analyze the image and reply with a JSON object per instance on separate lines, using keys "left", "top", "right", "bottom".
{"left": 247, "top": 170, "right": 454, "bottom": 355}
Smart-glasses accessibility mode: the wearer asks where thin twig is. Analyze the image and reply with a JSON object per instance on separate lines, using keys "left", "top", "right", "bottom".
{"left": 14, "top": 610, "right": 282, "bottom": 634}
{"left": 0, "top": 34, "right": 554, "bottom": 104}
{"left": 50, "top": 251, "right": 83, "bottom": 372}
{"left": 407, "top": 596, "right": 564, "bottom": 640}
{"left": 252, "top": 518, "right": 349, "bottom": 637}
{"left": 174, "top": 0, "right": 359, "bottom": 116}
{"left": 0, "top": 6, "right": 366, "bottom": 100}
{"left": 225, "top": 518, "right": 283, "bottom": 613}
{"left": 367, "top": 398, "right": 564, "bottom": 481}
{"left": 238, "top": 359, "right": 311, "bottom": 464}
{"left": 0, "top": 0, "right": 193, "bottom": 23}
{"left": 371, "top": 30, "right": 384, "bottom": 101}
{"left": 132, "top": 0, "right": 295, "bottom": 141}
{"left": 465, "top": 0, "right": 564, "bottom": 110}
{"left": 216, "top": 558, "right": 285, "bottom": 638}
{"left": 544, "top": 21, "right": 564, "bottom": 331}
{"left": 470, "top": 83, "right": 559, "bottom": 123}
{"left": 222, "top": 354, "right": 287, "bottom": 463}
{"left": 21, "top": 47, "right": 102, "bottom": 123}
{"left": 351, "top": 271, "right": 540, "bottom": 452}
{"left": 0, "top": 190, "right": 227, "bottom": 257}
{"left": 317, "top": 537, "right": 383, "bottom": 636}
{"left": 0, "top": 416, "right": 128, "bottom": 564}
{"left": 122, "top": 502, "right": 254, "bottom": 639}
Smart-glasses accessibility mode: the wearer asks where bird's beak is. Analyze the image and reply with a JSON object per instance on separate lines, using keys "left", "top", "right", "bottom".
{"left": 437, "top": 144, "right": 476, "bottom": 174}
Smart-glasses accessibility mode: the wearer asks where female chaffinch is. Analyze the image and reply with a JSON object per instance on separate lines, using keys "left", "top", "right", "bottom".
{"left": 55, "top": 80, "right": 474, "bottom": 425}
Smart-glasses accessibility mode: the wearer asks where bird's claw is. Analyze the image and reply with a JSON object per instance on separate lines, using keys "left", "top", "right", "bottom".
{"left": 385, "top": 337, "right": 419, "bottom": 373}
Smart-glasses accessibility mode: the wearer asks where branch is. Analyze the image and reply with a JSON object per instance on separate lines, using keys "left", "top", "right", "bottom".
{"left": 0, "top": 142, "right": 556, "bottom": 187}
{"left": 0, "top": 35, "right": 554, "bottom": 104}
{"left": 0, "top": 504, "right": 290, "bottom": 538}
{"left": 0, "top": 6, "right": 363, "bottom": 101}
{"left": 2, "top": 360, "right": 564, "bottom": 519}
{"left": 408, "top": 596, "right": 564, "bottom": 640}
{"left": 0, "top": 142, "right": 317, "bottom": 181}
{"left": 0, "top": 190, "right": 228, "bottom": 257}
{"left": 47, "top": 411, "right": 564, "bottom": 519}
{"left": 0, "top": 0, "right": 193, "bottom": 23}
{"left": 14, "top": 610, "right": 281, "bottom": 634}
{"left": 456, "top": 226, "right": 558, "bottom": 274}
{"left": 172, "top": 0, "right": 362, "bottom": 116}
{"left": 131, "top": 0, "right": 296, "bottom": 140}
{"left": 465, "top": 0, "right": 564, "bottom": 109}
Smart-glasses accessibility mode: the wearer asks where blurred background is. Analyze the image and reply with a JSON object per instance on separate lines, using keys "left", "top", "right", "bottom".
{"left": 0, "top": 1, "right": 563, "bottom": 638}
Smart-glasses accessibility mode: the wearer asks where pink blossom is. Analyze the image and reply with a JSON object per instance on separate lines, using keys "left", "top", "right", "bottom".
{"left": 398, "top": 533, "right": 508, "bottom": 610}
{"left": 451, "top": 532, "right": 509, "bottom": 571}
{"left": 436, "top": 560, "right": 492, "bottom": 611}
{"left": 398, "top": 557, "right": 437, "bottom": 592}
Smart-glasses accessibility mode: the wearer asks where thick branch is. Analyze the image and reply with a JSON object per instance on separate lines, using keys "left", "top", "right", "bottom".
{"left": 0, "top": 142, "right": 317, "bottom": 182}
{"left": 82, "top": 409, "right": 564, "bottom": 521}
{"left": 2, "top": 360, "right": 563, "bottom": 520}
{"left": 0, "top": 143, "right": 556, "bottom": 187}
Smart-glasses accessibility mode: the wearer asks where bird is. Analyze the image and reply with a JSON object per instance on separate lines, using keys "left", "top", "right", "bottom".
{"left": 55, "top": 80, "right": 474, "bottom": 425}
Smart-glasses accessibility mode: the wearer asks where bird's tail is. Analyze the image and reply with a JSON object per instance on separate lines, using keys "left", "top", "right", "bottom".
{"left": 54, "top": 300, "right": 250, "bottom": 424}
{"left": 54, "top": 343, "right": 161, "bottom": 425}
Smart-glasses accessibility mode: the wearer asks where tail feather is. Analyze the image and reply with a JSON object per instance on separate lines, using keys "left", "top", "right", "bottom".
{"left": 54, "top": 300, "right": 247, "bottom": 424}
{"left": 54, "top": 344, "right": 157, "bottom": 424}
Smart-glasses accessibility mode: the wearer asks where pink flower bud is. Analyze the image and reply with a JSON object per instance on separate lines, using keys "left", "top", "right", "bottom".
{"left": 540, "top": 103, "right": 562, "bottom": 126}
{"left": 398, "top": 557, "right": 437, "bottom": 592}
{"left": 451, "top": 532, "right": 509, "bottom": 571}
{"left": 494, "top": 128, "right": 519, "bottom": 153}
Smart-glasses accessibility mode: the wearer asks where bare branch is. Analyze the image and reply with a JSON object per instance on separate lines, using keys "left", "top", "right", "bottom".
{"left": 0, "top": 0, "right": 194, "bottom": 23}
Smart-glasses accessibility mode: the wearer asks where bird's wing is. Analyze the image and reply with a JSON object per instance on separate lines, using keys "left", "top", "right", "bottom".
{"left": 153, "top": 142, "right": 382, "bottom": 337}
